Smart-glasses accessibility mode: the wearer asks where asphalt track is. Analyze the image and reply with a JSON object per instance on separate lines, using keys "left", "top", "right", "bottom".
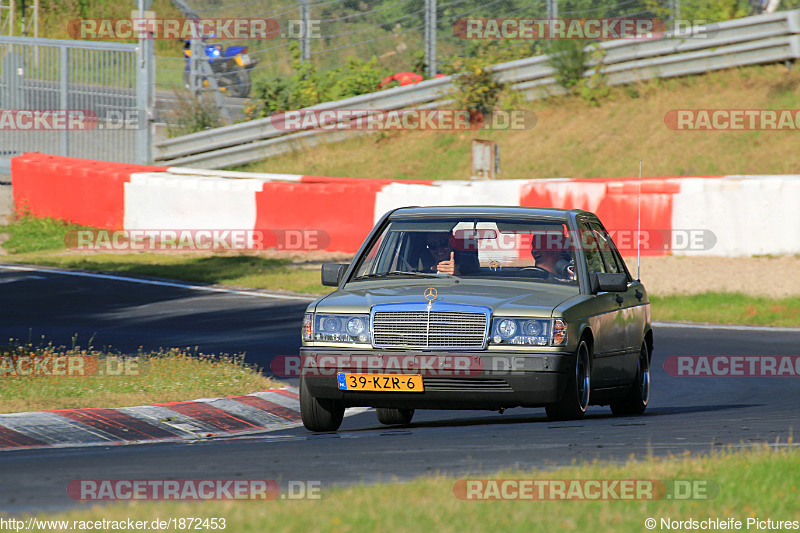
{"left": 0, "top": 264, "right": 798, "bottom": 513}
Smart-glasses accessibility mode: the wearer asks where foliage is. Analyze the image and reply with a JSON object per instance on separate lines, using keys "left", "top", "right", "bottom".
{"left": 547, "top": 40, "right": 610, "bottom": 105}
{"left": 439, "top": 42, "right": 538, "bottom": 120}
{"left": 547, "top": 40, "right": 588, "bottom": 91}
{"left": 644, "top": 0, "right": 751, "bottom": 22}
{"left": 245, "top": 43, "right": 390, "bottom": 119}
{"left": 164, "top": 91, "right": 224, "bottom": 137}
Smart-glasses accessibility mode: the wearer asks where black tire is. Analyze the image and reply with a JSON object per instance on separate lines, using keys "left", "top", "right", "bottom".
{"left": 610, "top": 342, "right": 650, "bottom": 416}
{"left": 223, "top": 64, "right": 251, "bottom": 98}
{"left": 376, "top": 408, "right": 415, "bottom": 426}
{"left": 300, "top": 377, "right": 345, "bottom": 432}
{"left": 546, "top": 339, "right": 591, "bottom": 421}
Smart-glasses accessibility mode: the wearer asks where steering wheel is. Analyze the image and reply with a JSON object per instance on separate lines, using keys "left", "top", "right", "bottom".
{"left": 519, "top": 266, "right": 550, "bottom": 278}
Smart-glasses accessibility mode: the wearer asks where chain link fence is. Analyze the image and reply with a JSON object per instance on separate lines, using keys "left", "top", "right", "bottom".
{"left": 155, "top": 0, "right": 800, "bottom": 123}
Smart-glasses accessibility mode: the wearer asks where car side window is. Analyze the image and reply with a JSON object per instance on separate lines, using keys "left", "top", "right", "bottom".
{"left": 578, "top": 220, "right": 605, "bottom": 273}
{"left": 589, "top": 222, "right": 621, "bottom": 274}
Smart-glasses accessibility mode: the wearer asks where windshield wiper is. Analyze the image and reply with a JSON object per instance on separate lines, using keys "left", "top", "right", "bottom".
{"left": 353, "top": 271, "right": 452, "bottom": 280}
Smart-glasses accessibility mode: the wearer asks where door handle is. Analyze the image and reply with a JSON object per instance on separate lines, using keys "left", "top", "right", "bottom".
{"left": 635, "top": 290, "right": 643, "bottom": 301}
{"left": 615, "top": 295, "right": 624, "bottom": 305}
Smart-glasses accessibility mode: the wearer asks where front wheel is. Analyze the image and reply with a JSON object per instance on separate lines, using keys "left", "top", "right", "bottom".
{"left": 610, "top": 342, "right": 650, "bottom": 415}
{"left": 300, "top": 377, "right": 345, "bottom": 432}
{"left": 546, "top": 339, "right": 591, "bottom": 420}
{"left": 222, "top": 64, "right": 251, "bottom": 98}
{"left": 376, "top": 408, "right": 415, "bottom": 426}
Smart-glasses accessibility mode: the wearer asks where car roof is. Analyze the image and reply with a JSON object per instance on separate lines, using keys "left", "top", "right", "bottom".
{"left": 387, "top": 206, "right": 590, "bottom": 221}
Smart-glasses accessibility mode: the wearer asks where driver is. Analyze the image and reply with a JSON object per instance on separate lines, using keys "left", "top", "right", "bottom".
{"left": 424, "top": 232, "right": 479, "bottom": 275}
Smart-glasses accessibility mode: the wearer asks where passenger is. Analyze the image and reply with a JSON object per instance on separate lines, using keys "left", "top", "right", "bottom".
{"left": 531, "top": 244, "right": 575, "bottom": 281}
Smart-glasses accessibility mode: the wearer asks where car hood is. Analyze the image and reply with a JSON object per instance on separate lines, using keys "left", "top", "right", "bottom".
{"left": 313, "top": 280, "right": 579, "bottom": 317}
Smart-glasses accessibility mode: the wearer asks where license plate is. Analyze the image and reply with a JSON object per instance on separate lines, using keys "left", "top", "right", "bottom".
{"left": 239, "top": 54, "right": 251, "bottom": 65}
{"left": 337, "top": 373, "right": 424, "bottom": 392}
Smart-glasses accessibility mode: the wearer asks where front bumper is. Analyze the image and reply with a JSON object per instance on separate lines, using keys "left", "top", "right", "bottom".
{"left": 299, "top": 347, "right": 574, "bottom": 410}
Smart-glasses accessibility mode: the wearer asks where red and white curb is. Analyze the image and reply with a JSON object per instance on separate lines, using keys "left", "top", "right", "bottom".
{"left": 0, "top": 388, "right": 365, "bottom": 450}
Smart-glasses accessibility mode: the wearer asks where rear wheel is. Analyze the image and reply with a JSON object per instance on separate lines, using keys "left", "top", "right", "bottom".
{"left": 376, "top": 408, "right": 415, "bottom": 426}
{"left": 300, "top": 377, "right": 345, "bottom": 432}
{"left": 546, "top": 339, "right": 591, "bottom": 421}
{"left": 610, "top": 342, "right": 650, "bottom": 415}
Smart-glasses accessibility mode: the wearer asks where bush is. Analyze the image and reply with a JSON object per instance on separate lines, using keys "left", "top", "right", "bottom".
{"left": 246, "top": 43, "right": 390, "bottom": 119}
{"left": 164, "top": 90, "right": 224, "bottom": 137}
{"left": 439, "top": 42, "right": 536, "bottom": 120}
{"left": 547, "top": 40, "right": 588, "bottom": 91}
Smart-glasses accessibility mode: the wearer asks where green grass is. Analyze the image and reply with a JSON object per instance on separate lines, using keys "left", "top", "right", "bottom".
{"left": 236, "top": 64, "right": 800, "bottom": 180}
{"left": 2, "top": 252, "right": 329, "bottom": 295}
{"left": 0, "top": 342, "right": 280, "bottom": 413}
{"left": 651, "top": 293, "right": 800, "bottom": 328}
{"left": 3, "top": 217, "right": 799, "bottom": 326}
{"left": 22, "top": 445, "right": 800, "bottom": 532}
{"left": 0, "top": 216, "right": 332, "bottom": 294}
{"left": 0, "top": 216, "right": 93, "bottom": 254}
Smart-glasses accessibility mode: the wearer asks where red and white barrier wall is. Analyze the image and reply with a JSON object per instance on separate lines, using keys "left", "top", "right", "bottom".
{"left": 10, "top": 153, "right": 800, "bottom": 256}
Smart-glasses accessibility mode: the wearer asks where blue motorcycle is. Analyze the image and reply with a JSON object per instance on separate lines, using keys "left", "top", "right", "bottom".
{"left": 183, "top": 40, "right": 257, "bottom": 98}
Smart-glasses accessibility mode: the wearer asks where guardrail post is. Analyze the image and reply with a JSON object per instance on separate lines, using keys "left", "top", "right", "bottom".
{"left": 136, "top": 0, "right": 154, "bottom": 164}
{"left": 59, "top": 44, "right": 69, "bottom": 157}
{"left": 425, "top": 0, "right": 436, "bottom": 77}
{"left": 300, "top": 0, "right": 311, "bottom": 63}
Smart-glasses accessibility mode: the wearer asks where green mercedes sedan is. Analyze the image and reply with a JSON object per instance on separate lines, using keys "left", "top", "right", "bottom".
{"left": 299, "top": 206, "right": 653, "bottom": 432}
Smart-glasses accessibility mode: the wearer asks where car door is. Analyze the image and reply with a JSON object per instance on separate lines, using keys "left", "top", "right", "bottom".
{"left": 577, "top": 217, "right": 627, "bottom": 388}
{"left": 588, "top": 220, "right": 642, "bottom": 385}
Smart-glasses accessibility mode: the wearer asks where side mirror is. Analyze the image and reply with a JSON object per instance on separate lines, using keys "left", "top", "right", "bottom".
{"left": 321, "top": 263, "right": 348, "bottom": 287}
{"left": 590, "top": 272, "right": 628, "bottom": 294}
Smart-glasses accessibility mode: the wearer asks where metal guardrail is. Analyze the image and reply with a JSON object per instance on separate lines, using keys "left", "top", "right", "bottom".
{"left": 155, "top": 10, "right": 800, "bottom": 169}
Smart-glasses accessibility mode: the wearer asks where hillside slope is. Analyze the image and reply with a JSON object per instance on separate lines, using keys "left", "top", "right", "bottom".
{"left": 240, "top": 64, "right": 800, "bottom": 180}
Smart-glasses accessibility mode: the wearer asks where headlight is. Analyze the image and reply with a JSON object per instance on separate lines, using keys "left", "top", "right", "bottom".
{"left": 490, "top": 317, "right": 566, "bottom": 346}
{"left": 497, "top": 319, "right": 517, "bottom": 339}
{"left": 308, "top": 313, "right": 371, "bottom": 344}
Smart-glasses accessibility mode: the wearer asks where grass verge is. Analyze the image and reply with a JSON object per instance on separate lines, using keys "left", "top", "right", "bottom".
{"left": 0, "top": 213, "right": 335, "bottom": 295}
{"left": 0, "top": 342, "right": 280, "bottom": 413}
{"left": 22, "top": 445, "right": 800, "bottom": 532}
{"left": 2, "top": 216, "right": 798, "bottom": 327}
{"left": 651, "top": 293, "right": 800, "bottom": 328}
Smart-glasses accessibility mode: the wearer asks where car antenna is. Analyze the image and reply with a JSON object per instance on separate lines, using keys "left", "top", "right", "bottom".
{"left": 637, "top": 159, "right": 642, "bottom": 281}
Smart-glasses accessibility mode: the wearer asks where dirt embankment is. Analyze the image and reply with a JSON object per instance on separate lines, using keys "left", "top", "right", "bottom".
{"left": 634, "top": 255, "right": 800, "bottom": 298}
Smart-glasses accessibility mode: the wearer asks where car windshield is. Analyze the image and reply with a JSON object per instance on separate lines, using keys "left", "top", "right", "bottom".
{"left": 351, "top": 217, "right": 578, "bottom": 285}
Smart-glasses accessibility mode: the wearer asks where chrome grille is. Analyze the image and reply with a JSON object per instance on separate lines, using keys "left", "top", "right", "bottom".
{"left": 372, "top": 307, "right": 489, "bottom": 349}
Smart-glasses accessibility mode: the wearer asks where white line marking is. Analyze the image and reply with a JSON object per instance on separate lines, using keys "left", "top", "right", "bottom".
{"left": 0, "top": 264, "right": 316, "bottom": 301}
{"left": 653, "top": 321, "right": 800, "bottom": 333}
